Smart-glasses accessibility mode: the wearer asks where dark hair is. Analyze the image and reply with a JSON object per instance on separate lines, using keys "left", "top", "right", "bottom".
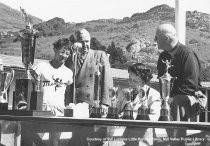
{"left": 128, "top": 63, "right": 153, "bottom": 83}
{"left": 53, "top": 38, "right": 70, "bottom": 50}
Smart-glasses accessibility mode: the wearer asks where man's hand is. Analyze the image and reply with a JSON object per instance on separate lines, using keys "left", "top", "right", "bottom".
{"left": 71, "top": 42, "right": 82, "bottom": 53}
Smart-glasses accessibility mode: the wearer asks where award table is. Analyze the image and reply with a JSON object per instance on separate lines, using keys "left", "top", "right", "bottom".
{"left": 0, "top": 115, "right": 210, "bottom": 146}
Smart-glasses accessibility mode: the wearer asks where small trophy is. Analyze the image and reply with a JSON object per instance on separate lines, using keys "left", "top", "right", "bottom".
{"left": 136, "top": 86, "right": 150, "bottom": 120}
{"left": 0, "top": 60, "right": 14, "bottom": 111}
{"left": 13, "top": 7, "right": 42, "bottom": 111}
{"left": 106, "top": 87, "right": 119, "bottom": 119}
{"left": 89, "top": 60, "right": 103, "bottom": 118}
{"left": 122, "top": 88, "right": 134, "bottom": 120}
{"left": 158, "top": 60, "right": 173, "bottom": 121}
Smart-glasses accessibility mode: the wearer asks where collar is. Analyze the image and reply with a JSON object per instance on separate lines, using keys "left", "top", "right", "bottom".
{"left": 168, "top": 42, "right": 181, "bottom": 57}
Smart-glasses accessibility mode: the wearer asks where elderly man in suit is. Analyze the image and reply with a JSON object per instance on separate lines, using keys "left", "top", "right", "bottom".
{"left": 65, "top": 28, "right": 113, "bottom": 116}
{"left": 65, "top": 29, "right": 113, "bottom": 145}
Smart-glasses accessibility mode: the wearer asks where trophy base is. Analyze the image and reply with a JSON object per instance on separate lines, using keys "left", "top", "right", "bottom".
{"left": 158, "top": 115, "right": 171, "bottom": 121}
{"left": 13, "top": 79, "right": 43, "bottom": 110}
{"left": 30, "top": 91, "right": 43, "bottom": 110}
{"left": 0, "top": 103, "right": 8, "bottom": 111}
{"left": 106, "top": 107, "right": 119, "bottom": 119}
{"left": 64, "top": 108, "right": 74, "bottom": 117}
{"left": 90, "top": 113, "right": 101, "bottom": 118}
{"left": 136, "top": 115, "right": 150, "bottom": 120}
{"left": 158, "top": 109, "right": 171, "bottom": 121}
{"left": 122, "top": 110, "right": 134, "bottom": 120}
{"left": 89, "top": 106, "right": 103, "bottom": 118}
{"left": 136, "top": 107, "right": 150, "bottom": 120}
{"left": 122, "top": 115, "right": 134, "bottom": 120}
{"left": 106, "top": 114, "right": 119, "bottom": 119}
{"left": 13, "top": 79, "right": 33, "bottom": 110}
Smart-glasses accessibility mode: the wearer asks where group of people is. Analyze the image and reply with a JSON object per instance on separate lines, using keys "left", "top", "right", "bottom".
{"left": 34, "top": 23, "right": 206, "bottom": 121}
{"left": 33, "top": 23, "right": 207, "bottom": 145}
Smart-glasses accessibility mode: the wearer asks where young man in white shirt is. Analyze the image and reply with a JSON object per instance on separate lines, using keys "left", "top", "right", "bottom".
{"left": 34, "top": 38, "right": 73, "bottom": 116}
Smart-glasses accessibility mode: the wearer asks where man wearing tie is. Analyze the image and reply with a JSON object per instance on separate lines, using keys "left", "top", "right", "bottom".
{"left": 65, "top": 28, "right": 113, "bottom": 116}
{"left": 65, "top": 29, "right": 113, "bottom": 145}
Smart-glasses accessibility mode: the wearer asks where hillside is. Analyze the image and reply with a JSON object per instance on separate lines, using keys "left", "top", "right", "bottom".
{"left": 0, "top": 2, "right": 42, "bottom": 31}
{"left": 0, "top": 4, "right": 210, "bottom": 65}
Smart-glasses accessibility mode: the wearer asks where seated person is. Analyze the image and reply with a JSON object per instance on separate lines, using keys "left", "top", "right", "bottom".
{"left": 118, "top": 63, "right": 161, "bottom": 120}
{"left": 117, "top": 63, "right": 161, "bottom": 146}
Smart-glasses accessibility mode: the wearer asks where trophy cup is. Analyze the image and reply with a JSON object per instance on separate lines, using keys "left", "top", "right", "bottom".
{"left": 122, "top": 89, "right": 134, "bottom": 120}
{"left": 136, "top": 86, "right": 150, "bottom": 120}
{"left": 0, "top": 60, "right": 14, "bottom": 111}
{"left": 158, "top": 60, "right": 173, "bottom": 121}
{"left": 106, "top": 87, "right": 119, "bottom": 119}
{"left": 90, "top": 60, "right": 103, "bottom": 118}
{"left": 13, "top": 7, "right": 43, "bottom": 111}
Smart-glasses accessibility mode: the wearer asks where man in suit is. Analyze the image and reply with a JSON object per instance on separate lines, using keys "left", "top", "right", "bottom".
{"left": 65, "top": 29, "right": 113, "bottom": 145}
{"left": 65, "top": 28, "right": 113, "bottom": 113}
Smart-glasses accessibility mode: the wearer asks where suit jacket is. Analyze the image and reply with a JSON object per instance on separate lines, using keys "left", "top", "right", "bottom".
{"left": 65, "top": 49, "right": 113, "bottom": 106}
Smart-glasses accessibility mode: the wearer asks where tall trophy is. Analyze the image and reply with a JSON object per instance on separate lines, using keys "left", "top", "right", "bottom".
{"left": 158, "top": 60, "right": 173, "bottom": 121}
{"left": 90, "top": 59, "right": 103, "bottom": 118}
{"left": 122, "top": 88, "right": 134, "bottom": 120}
{"left": 0, "top": 59, "right": 14, "bottom": 111}
{"left": 13, "top": 7, "right": 43, "bottom": 111}
{"left": 106, "top": 87, "right": 119, "bottom": 119}
{"left": 136, "top": 86, "right": 150, "bottom": 120}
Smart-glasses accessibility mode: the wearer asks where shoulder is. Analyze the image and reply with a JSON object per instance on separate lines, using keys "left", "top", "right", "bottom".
{"left": 148, "top": 87, "right": 161, "bottom": 101}
{"left": 34, "top": 61, "right": 50, "bottom": 69}
{"left": 62, "top": 65, "right": 73, "bottom": 74}
{"left": 178, "top": 43, "right": 194, "bottom": 56}
{"left": 92, "top": 49, "right": 107, "bottom": 57}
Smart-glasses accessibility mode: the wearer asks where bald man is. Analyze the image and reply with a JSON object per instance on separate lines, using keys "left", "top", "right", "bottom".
{"left": 155, "top": 23, "right": 206, "bottom": 122}
{"left": 65, "top": 29, "right": 113, "bottom": 115}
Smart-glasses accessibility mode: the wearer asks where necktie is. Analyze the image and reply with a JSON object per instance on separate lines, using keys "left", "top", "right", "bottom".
{"left": 77, "top": 54, "right": 86, "bottom": 68}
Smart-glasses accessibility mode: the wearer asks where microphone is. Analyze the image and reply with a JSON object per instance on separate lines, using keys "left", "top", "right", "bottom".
{"left": 71, "top": 42, "right": 82, "bottom": 53}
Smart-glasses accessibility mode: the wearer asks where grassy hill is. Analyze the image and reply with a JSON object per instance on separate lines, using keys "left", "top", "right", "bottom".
{"left": 0, "top": 2, "right": 42, "bottom": 32}
{"left": 0, "top": 4, "right": 209, "bottom": 65}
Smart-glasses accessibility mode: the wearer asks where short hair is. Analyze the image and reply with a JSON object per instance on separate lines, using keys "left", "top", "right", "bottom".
{"left": 157, "top": 23, "right": 177, "bottom": 39}
{"left": 128, "top": 63, "right": 153, "bottom": 83}
{"left": 53, "top": 38, "right": 70, "bottom": 50}
{"left": 75, "top": 29, "right": 91, "bottom": 41}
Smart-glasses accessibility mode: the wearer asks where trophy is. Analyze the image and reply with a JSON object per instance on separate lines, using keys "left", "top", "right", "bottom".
{"left": 19, "top": 7, "right": 38, "bottom": 79}
{"left": 122, "top": 88, "right": 134, "bottom": 120}
{"left": 136, "top": 86, "right": 150, "bottom": 120}
{"left": 106, "top": 87, "right": 119, "bottom": 119}
{"left": 89, "top": 60, "right": 103, "bottom": 118}
{"left": 13, "top": 7, "right": 43, "bottom": 111}
{"left": 158, "top": 60, "right": 173, "bottom": 121}
{"left": 0, "top": 60, "right": 14, "bottom": 111}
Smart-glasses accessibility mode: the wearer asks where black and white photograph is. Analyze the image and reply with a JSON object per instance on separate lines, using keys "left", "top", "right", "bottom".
{"left": 0, "top": 0, "right": 209, "bottom": 145}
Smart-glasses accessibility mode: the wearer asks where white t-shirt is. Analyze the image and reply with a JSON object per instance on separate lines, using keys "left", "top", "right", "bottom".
{"left": 34, "top": 61, "right": 73, "bottom": 108}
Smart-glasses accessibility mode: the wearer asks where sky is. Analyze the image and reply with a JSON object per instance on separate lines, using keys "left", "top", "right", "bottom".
{"left": 0, "top": 0, "right": 209, "bottom": 23}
